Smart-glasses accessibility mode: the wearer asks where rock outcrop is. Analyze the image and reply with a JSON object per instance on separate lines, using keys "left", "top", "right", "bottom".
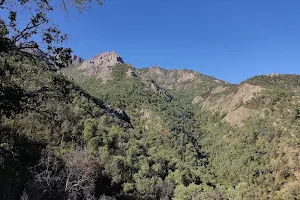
{"left": 202, "top": 83, "right": 265, "bottom": 125}
{"left": 211, "top": 86, "right": 227, "bottom": 94}
{"left": 126, "top": 68, "right": 137, "bottom": 77}
{"left": 71, "top": 54, "right": 84, "bottom": 66}
{"left": 223, "top": 106, "right": 253, "bottom": 126}
{"left": 149, "top": 80, "right": 172, "bottom": 102}
{"left": 78, "top": 51, "right": 124, "bottom": 80}
{"left": 138, "top": 67, "right": 226, "bottom": 92}
{"left": 192, "top": 96, "right": 204, "bottom": 104}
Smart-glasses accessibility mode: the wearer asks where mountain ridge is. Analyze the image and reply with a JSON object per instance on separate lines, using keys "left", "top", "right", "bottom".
{"left": 67, "top": 51, "right": 300, "bottom": 127}
{"left": 2, "top": 48, "right": 300, "bottom": 199}
{"left": 72, "top": 51, "right": 298, "bottom": 86}
{"left": 62, "top": 50, "right": 300, "bottom": 199}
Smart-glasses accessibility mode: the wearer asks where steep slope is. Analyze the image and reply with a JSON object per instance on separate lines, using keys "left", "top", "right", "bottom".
{"left": 71, "top": 54, "right": 84, "bottom": 65}
{"left": 63, "top": 53, "right": 224, "bottom": 199}
{"left": 199, "top": 83, "right": 264, "bottom": 125}
{"left": 138, "top": 66, "right": 227, "bottom": 91}
{"left": 78, "top": 51, "right": 124, "bottom": 81}
{"left": 1, "top": 51, "right": 224, "bottom": 199}
{"left": 64, "top": 52, "right": 174, "bottom": 103}
{"left": 137, "top": 66, "right": 232, "bottom": 105}
{"left": 64, "top": 51, "right": 300, "bottom": 199}
{"left": 195, "top": 74, "right": 300, "bottom": 199}
{"left": 0, "top": 51, "right": 134, "bottom": 200}
{"left": 67, "top": 51, "right": 229, "bottom": 101}
{"left": 199, "top": 74, "right": 300, "bottom": 126}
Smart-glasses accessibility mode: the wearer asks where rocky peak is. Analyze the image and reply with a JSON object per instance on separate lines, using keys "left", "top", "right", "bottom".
{"left": 71, "top": 54, "right": 84, "bottom": 66}
{"left": 79, "top": 51, "right": 123, "bottom": 68}
{"left": 78, "top": 51, "right": 124, "bottom": 80}
{"left": 93, "top": 51, "right": 124, "bottom": 64}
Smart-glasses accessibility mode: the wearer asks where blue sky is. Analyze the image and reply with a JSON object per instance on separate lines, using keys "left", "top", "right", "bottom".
{"left": 7, "top": 0, "right": 300, "bottom": 83}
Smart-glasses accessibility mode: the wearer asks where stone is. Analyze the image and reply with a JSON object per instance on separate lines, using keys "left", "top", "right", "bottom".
{"left": 71, "top": 54, "right": 84, "bottom": 66}
{"left": 78, "top": 51, "right": 124, "bottom": 81}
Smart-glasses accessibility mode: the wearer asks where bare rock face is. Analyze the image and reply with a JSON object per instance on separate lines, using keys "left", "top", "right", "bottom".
{"left": 150, "top": 80, "right": 172, "bottom": 102}
{"left": 177, "top": 71, "right": 197, "bottom": 83}
{"left": 126, "top": 68, "right": 137, "bottom": 77}
{"left": 78, "top": 51, "right": 124, "bottom": 81}
{"left": 203, "top": 83, "right": 264, "bottom": 113}
{"left": 71, "top": 54, "right": 84, "bottom": 66}
{"left": 202, "top": 83, "right": 265, "bottom": 126}
{"left": 223, "top": 106, "right": 253, "bottom": 126}
{"left": 211, "top": 86, "right": 227, "bottom": 94}
{"left": 192, "top": 96, "right": 204, "bottom": 104}
{"left": 139, "top": 67, "right": 218, "bottom": 91}
{"left": 147, "top": 67, "right": 197, "bottom": 84}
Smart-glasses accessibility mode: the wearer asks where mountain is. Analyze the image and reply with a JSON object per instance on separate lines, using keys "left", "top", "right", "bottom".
{"left": 64, "top": 52, "right": 265, "bottom": 126}
{"left": 78, "top": 51, "right": 124, "bottom": 80}
{"left": 0, "top": 50, "right": 133, "bottom": 200}
{"left": 137, "top": 66, "right": 228, "bottom": 91}
{"left": 1, "top": 49, "right": 300, "bottom": 200}
{"left": 63, "top": 51, "right": 300, "bottom": 199}
{"left": 71, "top": 54, "right": 84, "bottom": 65}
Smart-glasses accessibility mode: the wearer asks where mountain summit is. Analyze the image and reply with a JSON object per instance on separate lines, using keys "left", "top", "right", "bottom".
{"left": 71, "top": 54, "right": 84, "bottom": 65}
{"left": 77, "top": 51, "right": 124, "bottom": 80}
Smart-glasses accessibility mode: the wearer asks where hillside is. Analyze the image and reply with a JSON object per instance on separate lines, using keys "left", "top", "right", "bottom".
{"left": 0, "top": 48, "right": 299, "bottom": 199}
{"left": 62, "top": 51, "right": 300, "bottom": 199}
{"left": 0, "top": 50, "right": 134, "bottom": 200}
{"left": 1, "top": 51, "right": 217, "bottom": 200}
{"left": 2, "top": 0, "right": 300, "bottom": 199}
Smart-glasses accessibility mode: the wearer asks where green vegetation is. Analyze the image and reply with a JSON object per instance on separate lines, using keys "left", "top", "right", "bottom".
{"left": 1, "top": 24, "right": 300, "bottom": 200}
{"left": 244, "top": 74, "right": 300, "bottom": 90}
{"left": 62, "top": 62, "right": 300, "bottom": 199}
{"left": 0, "top": 51, "right": 131, "bottom": 199}
{"left": 1, "top": 50, "right": 217, "bottom": 199}
{"left": 62, "top": 64, "right": 219, "bottom": 199}
{"left": 1, "top": 49, "right": 300, "bottom": 199}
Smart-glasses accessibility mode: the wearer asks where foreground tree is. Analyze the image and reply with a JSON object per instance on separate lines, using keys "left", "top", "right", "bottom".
{"left": 28, "top": 148, "right": 102, "bottom": 200}
{"left": 0, "top": 0, "right": 104, "bottom": 68}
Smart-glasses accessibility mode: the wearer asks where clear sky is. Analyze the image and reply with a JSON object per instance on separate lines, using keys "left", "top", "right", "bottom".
{"left": 14, "top": 0, "right": 300, "bottom": 83}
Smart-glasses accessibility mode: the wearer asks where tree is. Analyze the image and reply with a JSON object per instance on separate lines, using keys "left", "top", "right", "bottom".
{"left": 29, "top": 148, "right": 102, "bottom": 200}
{"left": 0, "top": 0, "right": 104, "bottom": 68}
{"left": 63, "top": 148, "right": 101, "bottom": 200}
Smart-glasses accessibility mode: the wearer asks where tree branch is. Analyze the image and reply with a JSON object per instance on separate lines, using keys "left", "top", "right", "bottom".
{"left": 0, "top": 0, "right": 5, "bottom": 6}
{"left": 44, "top": 0, "right": 50, "bottom": 5}
{"left": 12, "top": 21, "right": 44, "bottom": 43}
{"left": 17, "top": 45, "right": 50, "bottom": 63}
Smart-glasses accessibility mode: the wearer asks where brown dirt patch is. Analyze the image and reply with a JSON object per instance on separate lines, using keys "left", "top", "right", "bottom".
{"left": 223, "top": 106, "right": 253, "bottom": 126}
{"left": 211, "top": 86, "right": 227, "bottom": 94}
{"left": 192, "top": 96, "right": 204, "bottom": 104}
